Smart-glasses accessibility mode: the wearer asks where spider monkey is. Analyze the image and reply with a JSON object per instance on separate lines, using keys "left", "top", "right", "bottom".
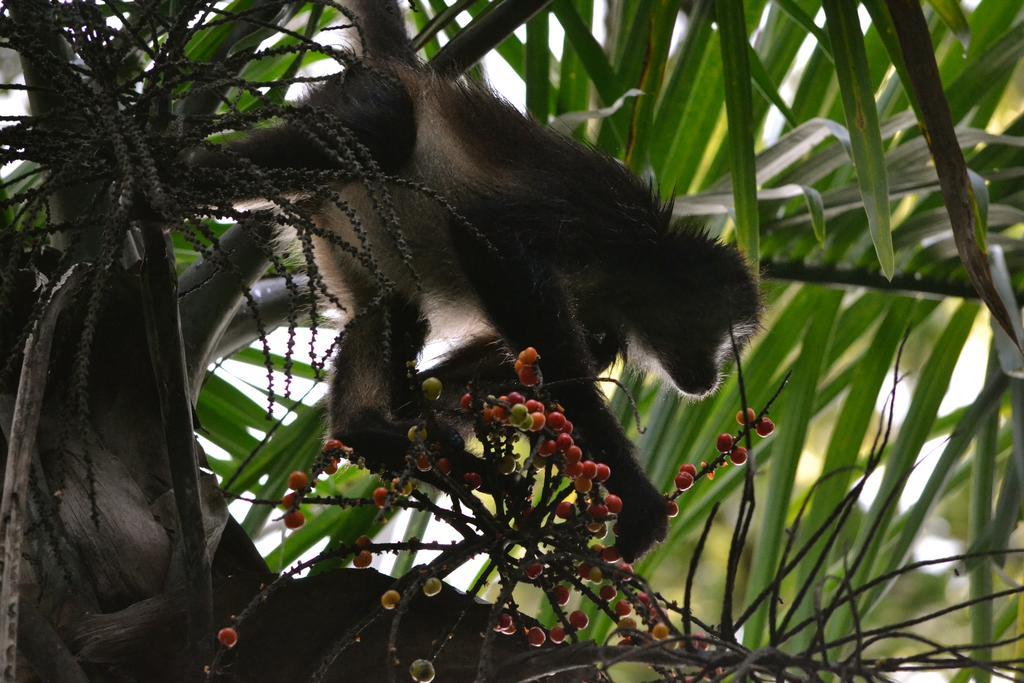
{"left": 188, "top": 0, "right": 761, "bottom": 561}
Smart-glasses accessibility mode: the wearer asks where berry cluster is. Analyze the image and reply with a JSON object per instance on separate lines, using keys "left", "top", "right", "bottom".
{"left": 217, "top": 347, "right": 777, "bottom": 680}
{"left": 669, "top": 407, "right": 776, "bottom": 505}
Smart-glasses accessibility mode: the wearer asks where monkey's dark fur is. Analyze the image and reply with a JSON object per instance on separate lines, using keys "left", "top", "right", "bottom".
{"left": 193, "top": 0, "right": 760, "bottom": 561}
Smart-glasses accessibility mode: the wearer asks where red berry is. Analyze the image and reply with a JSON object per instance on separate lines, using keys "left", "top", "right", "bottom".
{"left": 581, "top": 461, "right": 598, "bottom": 480}
{"left": 284, "top": 510, "right": 305, "bottom": 529}
{"left": 519, "top": 347, "right": 539, "bottom": 365}
{"left": 527, "top": 626, "right": 546, "bottom": 646}
{"left": 323, "top": 438, "right": 345, "bottom": 453}
{"left": 564, "top": 445, "right": 582, "bottom": 464}
{"left": 562, "top": 420, "right": 574, "bottom": 434}
{"left": 525, "top": 562, "right": 544, "bottom": 580}
{"left": 549, "top": 625, "right": 566, "bottom": 644}
{"left": 756, "top": 417, "right": 775, "bottom": 437}
{"left": 556, "top": 433, "right": 574, "bottom": 451}
{"left": 217, "top": 627, "right": 238, "bottom": 648}
{"left": 666, "top": 500, "right": 679, "bottom": 518}
{"left": 675, "top": 472, "right": 694, "bottom": 491}
{"left": 373, "top": 487, "right": 388, "bottom": 508}
{"left": 546, "top": 411, "right": 566, "bottom": 431}
{"left": 569, "top": 610, "right": 589, "bottom": 630}
{"left": 736, "top": 407, "right": 756, "bottom": 426}
{"left": 324, "top": 458, "right": 340, "bottom": 475}
{"left": 617, "top": 561, "right": 633, "bottom": 574}
{"left": 556, "top": 501, "right": 574, "bottom": 519}
{"left": 601, "top": 546, "right": 620, "bottom": 563}
{"left": 492, "top": 405, "right": 507, "bottom": 421}
{"left": 588, "top": 503, "right": 608, "bottom": 520}
{"left": 599, "top": 584, "right": 617, "bottom": 602}
{"left": 496, "top": 613, "right": 513, "bottom": 632}
{"left": 594, "top": 463, "right": 611, "bottom": 482}
{"left": 507, "top": 391, "right": 524, "bottom": 405}
{"left": 637, "top": 592, "right": 650, "bottom": 606}
{"left": 615, "top": 600, "right": 631, "bottom": 616}
{"left": 355, "top": 534, "right": 372, "bottom": 548}
{"left": 416, "top": 454, "right": 431, "bottom": 472}
{"left": 460, "top": 393, "right": 473, "bottom": 411}
{"left": 280, "top": 492, "right": 296, "bottom": 509}
{"left": 463, "top": 472, "right": 482, "bottom": 490}
{"left": 436, "top": 457, "right": 451, "bottom": 475}
{"left": 539, "top": 439, "right": 558, "bottom": 456}
{"left": 288, "top": 471, "right": 309, "bottom": 491}
{"left": 605, "top": 494, "right": 623, "bottom": 514}
{"left": 552, "top": 585, "right": 570, "bottom": 606}
{"left": 716, "top": 433, "right": 734, "bottom": 453}
{"left": 680, "top": 463, "right": 697, "bottom": 477}
{"left": 730, "top": 446, "right": 748, "bottom": 465}
{"left": 577, "top": 562, "right": 591, "bottom": 579}
{"left": 565, "top": 461, "right": 583, "bottom": 479}
{"left": 518, "top": 366, "right": 540, "bottom": 386}
{"left": 525, "top": 399, "right": 544, "bottom": 413}
{"left": 353, "top": 550, "right": 373, "bottom": 568}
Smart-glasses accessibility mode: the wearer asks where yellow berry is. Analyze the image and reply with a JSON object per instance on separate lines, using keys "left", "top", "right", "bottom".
{"left": 381, "top": 589, "right": 401, "bottom": 610}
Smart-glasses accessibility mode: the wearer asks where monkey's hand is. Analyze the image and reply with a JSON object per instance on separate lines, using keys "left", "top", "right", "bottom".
{"left": 604, "top": 463, "right": 669, "bottom": 563}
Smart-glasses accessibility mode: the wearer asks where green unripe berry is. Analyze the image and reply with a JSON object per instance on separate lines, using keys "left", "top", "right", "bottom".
{"left": 499, "top": 453, "right": 518, "bottom": 475}
{"left": 409, "top": 659, "right": 436, "bottom": 682}
{"left": 510, "top": 403, "right": 528, "bottom": 422}
{"left": 421, "top": 377, "right": 443, "bottom": 401}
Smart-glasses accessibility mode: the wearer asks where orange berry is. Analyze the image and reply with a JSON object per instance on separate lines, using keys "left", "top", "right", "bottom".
{"left": 529, "top": 412, "right": 546, "bottom": 431}
{"left": 288, "top": 471, "right": 309, "bottom": 490}
{"left": 217, "top": 627, "right": 238, "bottom": 648}
{"left": 324, "top": 458, "right": 339, "bottom": 475}
{"left": 652, "top": 622, "right": 670, "bottom": 640}
{"left": 284, "top": 510, "right": 305, "bottom": 529}
{"left": 574, "top": 477, "right": 592, "bottom": 493}
{"left": 518, "top": 347, "right": 539, "bottom": 365}
{"left": 373, "top": 486, "right": 388, "bottom": 508}
{"left": 280, "top": 492, "right": 296, "bottom": 509}
{"left": 736, "top": 408, "right": 756, "bottom": 426}
{"left": 353, "top": 550, "right": 372, "bottom": 568}
{"left": 355, "top": 535, "right": 371, "bottom": 548}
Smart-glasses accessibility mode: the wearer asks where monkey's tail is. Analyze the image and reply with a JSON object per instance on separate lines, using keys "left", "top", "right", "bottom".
{"left": 340, "top": 0, "right": 416, "bottom": 64}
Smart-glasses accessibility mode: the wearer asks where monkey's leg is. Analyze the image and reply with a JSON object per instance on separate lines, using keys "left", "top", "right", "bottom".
{"left": 327, "top": 296, "right": 429, "bottom": 473}
{"left": 450, "top": 233, "right": 667, "bottom": 561}
{"left": 329, "top": 297, "right": 484, "bottom": 485}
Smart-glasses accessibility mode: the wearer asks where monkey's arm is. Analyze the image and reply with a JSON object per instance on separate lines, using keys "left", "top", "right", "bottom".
{"left": 448, "top": 223, "right": 668, "bottom": 562}
{"left": 183, "top": 63, "right": 416, "bottom": 196}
